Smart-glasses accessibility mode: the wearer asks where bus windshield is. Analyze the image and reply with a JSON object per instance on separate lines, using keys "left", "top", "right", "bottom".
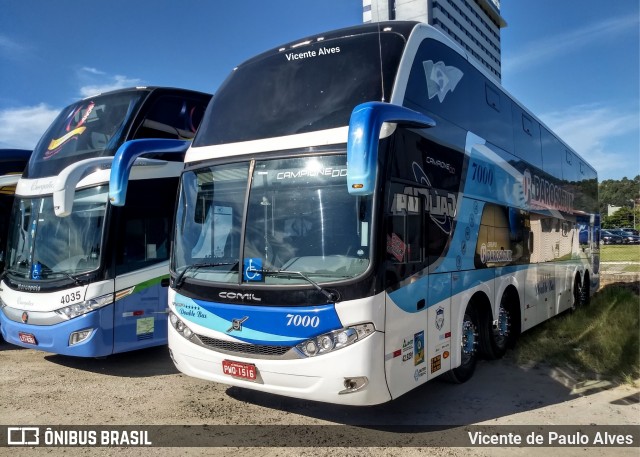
{"left": 6, "top": 186, "right": 107, "bottom": 281}
{"left": 193, "top": 31, "right": 406, "bottom": 146}
{"left": 173, "top": 154, "right": 372, "bottom": 286}
{"left": 27, "top": 90, "right": 148, "bottom": 179}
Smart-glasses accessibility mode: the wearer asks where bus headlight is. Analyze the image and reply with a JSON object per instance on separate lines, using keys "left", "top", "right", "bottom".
{"left": 169, "top": 311, "right": 194, "bottom": 340}
{"left": 296, "top": 323, "right": 375, "bottom": 357}
{"left": 55, "top": 294, "right": 113, "bottom": 320}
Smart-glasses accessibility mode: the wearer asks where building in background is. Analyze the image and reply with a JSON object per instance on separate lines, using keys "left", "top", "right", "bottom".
{"left": 363, "top": 0, "right": 506, "bottom": 80}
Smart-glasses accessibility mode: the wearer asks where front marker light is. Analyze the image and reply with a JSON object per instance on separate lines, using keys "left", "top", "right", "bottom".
{"left": 55, "top": 294, "right": 113, "bottom": 320}
{"left": 296, "top": 323, "right": 375, "bottom": 357}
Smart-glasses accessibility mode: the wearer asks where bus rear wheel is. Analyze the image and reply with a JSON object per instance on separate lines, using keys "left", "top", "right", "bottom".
{"left": 446, "top": 305, "right": 479, "bottom": 383}
{"left": 485, "top": 291, "right": 519, "bottom": 359}
{"left": 580, "top": 273, "right": 591, "bottom": 306}
{"left": 571, "top": 275, "right": 583, "bottom": 312}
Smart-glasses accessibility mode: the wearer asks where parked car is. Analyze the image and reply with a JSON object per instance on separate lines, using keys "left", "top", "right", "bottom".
{"left": 600, "top": 230, "right": 624, "bottom": 245}
{"left": 607, "top": 229, "right": 640, "bottom": 244}
{"left": 619, "top": 227, "right": 639, "bottom": 236}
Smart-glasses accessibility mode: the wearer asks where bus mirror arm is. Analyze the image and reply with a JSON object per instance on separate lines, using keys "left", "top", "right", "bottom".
{"left": 109, "top": 139, "right": 190, "bottom": 206}
{"left": 346, "top": 102, "right": 435, "bottom": 196}
{"left": 53, "top": 157, "right": 114, "bottom": 217}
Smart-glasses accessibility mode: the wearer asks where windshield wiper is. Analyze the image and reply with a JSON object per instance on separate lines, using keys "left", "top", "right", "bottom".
{"left": 41, "top": 266, "right": 82, "bottom": 286}
{"left": 261, "top": 269, "right": 339, "bottom": 302}
{"left": 55, "top": 270, "right": 83, "bottom": 286}
{"left": 174, "top": 261, "right": 239, "bottom": 289}
{"left": 0, "top": 268, "right": 22, "bottom": 282}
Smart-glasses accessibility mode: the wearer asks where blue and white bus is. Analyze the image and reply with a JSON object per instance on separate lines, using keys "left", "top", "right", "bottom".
{"left": 0, "top": 87, "right": 211, "bottom": 357}
{"left": 161, "top": 22, "right": 598, "bottom": 405}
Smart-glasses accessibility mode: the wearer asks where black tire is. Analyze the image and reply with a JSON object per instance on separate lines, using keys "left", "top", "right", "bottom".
{"left": 580, "top": 274, "right": 591, "bottom": 306}
{"left": 446, "top": 305, "right": 479, "bottom": 383}
{"left": 571, "top": 275, "right": 582, "bottom": 312}
{"left": 485, "top": 292, "right": 518, "bottom": 359}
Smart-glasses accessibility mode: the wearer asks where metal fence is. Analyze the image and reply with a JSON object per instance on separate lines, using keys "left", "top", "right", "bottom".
{"left": 599, "top": 245, "right": 640, "bottom": 285}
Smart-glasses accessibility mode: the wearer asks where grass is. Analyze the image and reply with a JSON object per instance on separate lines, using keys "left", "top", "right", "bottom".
{"left": 513, "top": 283, "right": 640, "bottom": 384}
{"left": 600, "top": 244, "right": 640, "bottom": 262}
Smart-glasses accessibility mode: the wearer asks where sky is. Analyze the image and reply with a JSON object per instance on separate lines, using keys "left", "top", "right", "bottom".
{"left": 0, "top": 0, "right": 638, "bottom": 181}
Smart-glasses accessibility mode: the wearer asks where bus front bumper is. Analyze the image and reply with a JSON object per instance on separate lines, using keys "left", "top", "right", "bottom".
{"left": 168, "top": 324, "right": 392, "bottom": 406}
{"left": 0, "top": 306, "right": 114, "bottom": 357}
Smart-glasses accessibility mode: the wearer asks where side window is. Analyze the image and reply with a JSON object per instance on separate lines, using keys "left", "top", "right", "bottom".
{"left": 403, "top": 38, "right": 471, "bottom": 127}
{"left": 115, "top": 178, "right": 178, "bottom": 275}
{"left": 474, "top": 204, "right": 529, "bottom": 268}
{"left": 512, "top": 103, "right": 542, "bottom": 170}
{"left": 541, "top": 127, "right": 563, "bottom": 180}
{"left": 485, "top": 84, "right": 500, "bottom": 112}
{"left": 134, "top": 95, "right": 208, "bottom": 140}
{"left": 385, "top": 182, "right": 425, "bottom": 286}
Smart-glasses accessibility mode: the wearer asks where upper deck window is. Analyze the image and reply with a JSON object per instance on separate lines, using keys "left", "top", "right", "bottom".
{"left": 26, "top": 90, "right": 148, "bottom": 179}
{"left": 194, "top": 31, "right": 406, "bottom": 146}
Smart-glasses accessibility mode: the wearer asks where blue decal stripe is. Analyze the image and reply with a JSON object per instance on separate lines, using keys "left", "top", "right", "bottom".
{"left": 174, "top": 294, "right": 343, "bottom": 345}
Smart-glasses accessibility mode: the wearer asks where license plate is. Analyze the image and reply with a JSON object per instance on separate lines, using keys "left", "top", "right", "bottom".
{"left": 222, "top": 360, "right": 257, "bottom": 381}
{"left": 18, "top": 332, "right": 37, "bottom": 345}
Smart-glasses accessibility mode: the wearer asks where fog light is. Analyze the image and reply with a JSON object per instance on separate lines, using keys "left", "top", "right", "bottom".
{"left": 339, "top": 376, "right": 369, "bottom": 394}
{"left": 69, "top": 328, "right": 93, "bottom": 346}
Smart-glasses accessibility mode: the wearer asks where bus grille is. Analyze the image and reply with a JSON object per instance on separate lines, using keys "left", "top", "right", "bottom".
{"left": 194, "top": 334, "right": 298, "bottom": 359}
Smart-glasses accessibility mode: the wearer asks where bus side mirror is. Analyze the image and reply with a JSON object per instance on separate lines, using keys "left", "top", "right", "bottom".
{"left": 346, "top": 102, "right": 435, "bottom": 196}
{"left": 109, "top": 139, "right": 190, "bottom": 206}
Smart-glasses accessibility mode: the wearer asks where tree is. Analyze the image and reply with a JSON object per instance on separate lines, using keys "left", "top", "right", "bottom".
{"left": 601, "top": 206, "right": 639, "bottom": 229}
{"left": 598, "top": 175, "right": 640, "bottom": 219}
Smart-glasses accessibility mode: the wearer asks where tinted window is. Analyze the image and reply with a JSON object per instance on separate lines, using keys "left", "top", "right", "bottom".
{"left": 134, "top": 95, "right": 208, "bottom": 140}
{"left": 512, "top": 103, "right": 542, "bottom": 170}
{"left": 404, "top": 39, "right": 512, "bottom": 152}
{"left": 27, "top": 91, "right": 148, "bottom": 179}
{"left": 115, "top": 178, "right": 178, "bottom": 275}
{"left": 194, "top": 32, "right": 406, "bottom": 146}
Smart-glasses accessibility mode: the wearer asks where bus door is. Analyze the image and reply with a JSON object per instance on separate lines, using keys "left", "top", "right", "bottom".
{"left": 112, "top": 179, "right": 174, "bottom": 353}
{"left": 383, "top": 185, "right": 433, "bottom": 398}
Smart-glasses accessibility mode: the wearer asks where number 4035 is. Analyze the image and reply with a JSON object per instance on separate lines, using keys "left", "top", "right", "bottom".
{"left": 60, "top": 291, "right": 82, "bottom": 304}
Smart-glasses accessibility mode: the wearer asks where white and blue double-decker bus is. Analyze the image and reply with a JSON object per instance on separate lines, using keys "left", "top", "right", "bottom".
{"left": 160, "top": 22, "right": 598, "bottom": 405}
{"left": 0, "top": 87, "right": 211, "bottom": 357}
